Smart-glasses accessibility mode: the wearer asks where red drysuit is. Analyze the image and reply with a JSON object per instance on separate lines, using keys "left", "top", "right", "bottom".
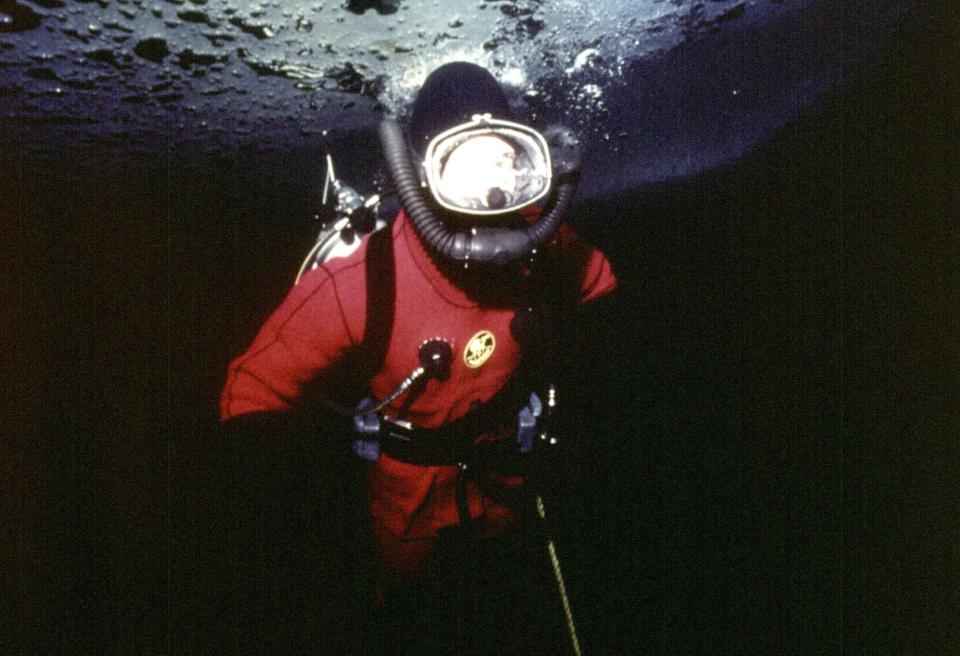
{"left": 221, "top": 210, "right": 616, "bottom": 580}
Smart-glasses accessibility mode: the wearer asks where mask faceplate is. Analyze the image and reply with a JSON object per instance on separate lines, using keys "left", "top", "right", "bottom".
{"left": 423, "top": 115, "right": 552, "bottom": 216}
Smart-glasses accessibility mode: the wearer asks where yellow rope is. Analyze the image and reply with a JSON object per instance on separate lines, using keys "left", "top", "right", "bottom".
{"left": 536, "top": 495, "right": 583, "bottom": 656}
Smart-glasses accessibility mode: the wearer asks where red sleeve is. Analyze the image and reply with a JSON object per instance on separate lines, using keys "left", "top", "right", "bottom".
{"left": 554, "top": 223, "right": 618, "bottom": 303}
{"left": 219, "top": 265, "right": 362, "bottom": 420}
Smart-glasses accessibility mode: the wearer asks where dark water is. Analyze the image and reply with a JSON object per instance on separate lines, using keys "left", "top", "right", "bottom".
{"left": 5, "top": 11, "right": 960, "bottom": 656}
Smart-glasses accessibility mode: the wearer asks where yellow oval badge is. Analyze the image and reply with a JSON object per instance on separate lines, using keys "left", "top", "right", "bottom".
{"left": 464, "top": 330, "right": 496, "bottom": 368}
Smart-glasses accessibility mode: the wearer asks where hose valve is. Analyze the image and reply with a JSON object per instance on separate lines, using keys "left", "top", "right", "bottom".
{"left": 419, "top": 337, "right": 453, "bottom": 381}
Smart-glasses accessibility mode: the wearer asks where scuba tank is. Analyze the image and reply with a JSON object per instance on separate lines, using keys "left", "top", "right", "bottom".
{"left": 295, "top": 153, "right": 388, "bottom": 284}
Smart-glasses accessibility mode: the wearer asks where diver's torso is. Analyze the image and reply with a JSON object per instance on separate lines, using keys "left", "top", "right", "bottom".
{"left": 367, "top": 214, "right": 528, "bottom": 430}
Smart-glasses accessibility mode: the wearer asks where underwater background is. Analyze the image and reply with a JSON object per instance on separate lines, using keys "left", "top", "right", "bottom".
{"left": 4, "top": 1, "right": 959, "bottom": 653}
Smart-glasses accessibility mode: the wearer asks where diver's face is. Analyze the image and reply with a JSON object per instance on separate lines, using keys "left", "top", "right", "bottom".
{"left": 439, "top": 134, "right": 518, "bottom": 211}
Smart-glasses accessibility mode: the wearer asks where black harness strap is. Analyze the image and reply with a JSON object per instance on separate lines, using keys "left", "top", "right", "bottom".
{"left": 358, "top": 225, "right": 396, "bottom": 379}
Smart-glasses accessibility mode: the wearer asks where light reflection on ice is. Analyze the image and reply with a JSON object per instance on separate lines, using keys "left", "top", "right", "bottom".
{"left": 0, "top": 0, "right": 768, "bottom": 150}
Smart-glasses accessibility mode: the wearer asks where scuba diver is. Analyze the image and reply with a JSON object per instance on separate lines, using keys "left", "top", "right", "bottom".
{"left": 219, "top": 62, "right": 616, "bottom": 655}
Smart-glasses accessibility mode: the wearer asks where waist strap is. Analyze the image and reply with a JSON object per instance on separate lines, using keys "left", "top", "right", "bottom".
{"left": 366, "top": 385, "right": 523, "bottom": 474}
{"left": 379, "top": 431, "right": 528, "bottom": 473}
{"left": 377, "top": 386, "right": 528, "bottom": 471}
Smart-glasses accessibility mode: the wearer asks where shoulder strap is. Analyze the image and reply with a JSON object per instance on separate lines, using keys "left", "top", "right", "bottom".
{"left": 517, "top": 240, "right": 574, "bottom": 394}
{"left": 359, "top": 224, "right": 396, "bottom": 378}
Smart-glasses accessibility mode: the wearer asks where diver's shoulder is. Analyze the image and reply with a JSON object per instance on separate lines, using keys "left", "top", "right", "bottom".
{"left": 295, "top": 226, "right": 390, "bottom": 289}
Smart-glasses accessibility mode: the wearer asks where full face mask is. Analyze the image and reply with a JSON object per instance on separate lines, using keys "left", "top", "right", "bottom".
{"left": 379, "top": 63, "right": 581, "bottom": 267}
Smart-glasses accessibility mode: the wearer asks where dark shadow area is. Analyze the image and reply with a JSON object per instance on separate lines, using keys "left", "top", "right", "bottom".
{"left": 4, "top": 6, "right": 958, "bottom": 655}
{"left": 345, "top": 0, "right": 401, "bottom": 16}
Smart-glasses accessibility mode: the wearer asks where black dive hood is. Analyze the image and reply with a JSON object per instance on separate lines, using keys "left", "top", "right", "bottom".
{"left": 379, "top": 118, "right": 582, "bottom": 267}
